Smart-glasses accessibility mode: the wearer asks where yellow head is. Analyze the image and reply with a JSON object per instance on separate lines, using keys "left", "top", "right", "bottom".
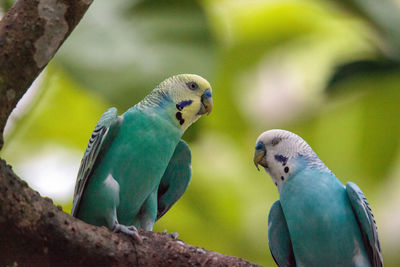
{"left": 154, "top": 74, "right": 213, "bottom": 131}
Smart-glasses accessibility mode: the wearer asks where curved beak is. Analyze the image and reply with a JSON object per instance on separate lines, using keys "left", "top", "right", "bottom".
{"left": 253, "top": 143, "right": 266, "bottom": 171}
{"left": 198, "top": 89, "right": 213, "bottom": 115}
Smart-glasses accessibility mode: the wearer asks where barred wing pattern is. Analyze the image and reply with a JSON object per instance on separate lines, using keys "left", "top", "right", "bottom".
{"left": 71, "top": 108, "right": 121, "bottom": 217}
{"left": 346, "top": 182, "right": 383, "bottom": 267}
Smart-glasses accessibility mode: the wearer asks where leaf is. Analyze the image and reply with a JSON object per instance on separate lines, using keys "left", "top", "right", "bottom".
{"left": 327, "top": 59, "right": 400, "bottom": 90}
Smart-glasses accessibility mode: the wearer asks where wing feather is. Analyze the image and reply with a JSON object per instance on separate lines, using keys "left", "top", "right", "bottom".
{"left": 346, "top": 182, "right": 383, "bottom": 267}
{"left": 71, "top": 107, "right": 121, "bottom": 217}
{"left": 156, "top": 140, "right": 192, "bottom": 221}
{"left": 268, "top": 200, "right": 296, "bottom": 267}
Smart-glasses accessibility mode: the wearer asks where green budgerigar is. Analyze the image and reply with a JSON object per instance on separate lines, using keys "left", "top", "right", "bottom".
{"left": 71, "top": 74, "right": 213, "bottom": 241}
{"left": 253, "top": 129, "right": 383, "bottom": 267}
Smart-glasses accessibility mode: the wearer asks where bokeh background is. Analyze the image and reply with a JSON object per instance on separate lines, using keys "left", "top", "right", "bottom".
{"left": 1, "top": 0, "right": 400, "bottom": 265}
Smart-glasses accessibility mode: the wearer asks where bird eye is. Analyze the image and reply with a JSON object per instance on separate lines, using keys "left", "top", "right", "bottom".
{"left": 186, "top": 82, "right": 199, "bottom": 90}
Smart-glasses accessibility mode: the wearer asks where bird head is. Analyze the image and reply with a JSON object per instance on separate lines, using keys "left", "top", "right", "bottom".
{"left": 253, "top": 129, "right": 317, "bottom": 189}
{"left": 156, "top": 74, "right": 213, "bottom": 131}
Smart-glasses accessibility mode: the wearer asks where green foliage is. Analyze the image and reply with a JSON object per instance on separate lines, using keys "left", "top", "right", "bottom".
{"left": 55, "top": 0, "right": 216, "bottom": 110}
{"left": 2, "top": 67, "right": 109, "bottom": 159}
{"left": 0, "top": 0, "right": 15, "bottom": 12}
{"left": 2, "top": 0, "right": 400, "bottom": 265}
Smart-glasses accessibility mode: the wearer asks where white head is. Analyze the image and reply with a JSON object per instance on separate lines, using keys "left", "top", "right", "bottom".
{"left": 253, "top": 129, "right": 326, "bottom": 190}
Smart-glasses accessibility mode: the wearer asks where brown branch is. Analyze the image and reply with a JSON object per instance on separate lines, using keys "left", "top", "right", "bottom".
{"left": 0, "top": 1, "right": 260, "bottom": 266}
{"left": 0, "top": 159, "right": 260, "bottom": 266}
{"left": 0, "top": 0, "right": 93, "bottom": 149}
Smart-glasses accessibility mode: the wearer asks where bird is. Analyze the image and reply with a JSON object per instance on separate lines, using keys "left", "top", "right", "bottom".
{"left": 253, "top": 129, "right": 383, "bottom": 267}
{"left": 71, "top": 74, "right": 213, "bottom": 242}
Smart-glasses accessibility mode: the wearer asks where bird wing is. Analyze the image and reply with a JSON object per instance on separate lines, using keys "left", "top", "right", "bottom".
{"left": 346, "top": 182, "right": 383, "bottom": 267}
{"left": 71, "top": 107, "right": 121, "bottom": 217}
{"left": 268, "top": 200, "right": 296, "bottom": 267}
{"left": 156, "top": 139, "right": 192, "bottom": 221}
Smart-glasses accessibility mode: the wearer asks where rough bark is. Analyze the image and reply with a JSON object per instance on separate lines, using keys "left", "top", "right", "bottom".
{"left": 0, "top": 0, "right": 93, "bottom": 149}
{"left": 0, "top": 159, "right": 260, "bottom": 266}
{"left": 0, "top": 1, "right": 260, "bottom": 266}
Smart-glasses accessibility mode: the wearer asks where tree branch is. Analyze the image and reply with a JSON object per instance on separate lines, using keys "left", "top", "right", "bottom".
{"left": 0, "top": 0, "right": 93, "bottom": 149}
{"left": 0, "top": 1, "right": 260, "bottom": 266}
{"left": 0, "top": 159, "right": 259, "bottom": 266}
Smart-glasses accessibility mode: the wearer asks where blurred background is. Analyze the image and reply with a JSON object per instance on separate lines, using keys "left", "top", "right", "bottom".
{"left": 1, "top": 0, "right": 400, "bottom": 265}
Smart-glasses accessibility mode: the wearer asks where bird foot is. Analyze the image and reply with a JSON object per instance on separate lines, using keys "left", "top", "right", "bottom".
{"left": 162, "top": 229, "right": 179, "bottom": 239}
{"left": 113, "top": 224, "right": 142, "bottom": 243}
{"left": 169, "top": 232, "right": 179, "bottom": 239}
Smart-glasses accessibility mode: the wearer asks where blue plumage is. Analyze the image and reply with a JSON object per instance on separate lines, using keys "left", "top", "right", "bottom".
{"left": 254, "top": 129, "right": 383, "bottom": 267}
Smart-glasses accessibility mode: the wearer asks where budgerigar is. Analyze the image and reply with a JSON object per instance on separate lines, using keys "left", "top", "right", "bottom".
{"left": 71, "top": 74, "right": 213, "bottom": 241}
{"left": 253, "top": 129, "right": 383, "bottom": 267}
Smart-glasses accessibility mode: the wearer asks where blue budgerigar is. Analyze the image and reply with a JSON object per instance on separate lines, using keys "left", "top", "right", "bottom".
{"left": 253, "top": 129, "right": 383, "bottom": 267}
{"left": 71, "top": 74, "right": 213, "bottom": 241}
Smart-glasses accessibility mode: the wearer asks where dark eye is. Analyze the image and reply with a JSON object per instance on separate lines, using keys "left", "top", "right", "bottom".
{"left": 186, "top": 81, "right": 199, "bottom": 90}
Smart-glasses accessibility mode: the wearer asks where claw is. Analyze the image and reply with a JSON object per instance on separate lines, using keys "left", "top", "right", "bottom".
{"left": 113, "top": 223, "right": 143, "bottom": 243}
{"left": 168, "top": 232, "right": 179, "bottom": 239}
{"left": 162, "top": 229, "right": 179, "bottom": 239}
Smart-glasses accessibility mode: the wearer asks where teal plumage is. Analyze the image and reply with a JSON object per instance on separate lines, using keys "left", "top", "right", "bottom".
{"left": 254, "top": 129, "right": 383, "bottom": 267}
{"left": 156, "top": 140, "right": 192, "bottom": 221}
{"left": 71, "top": 74, "right": 212, "bottom": 240}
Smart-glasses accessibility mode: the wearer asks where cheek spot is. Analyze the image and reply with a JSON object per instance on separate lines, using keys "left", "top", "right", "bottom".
{"left": 176, "top": 104, "right": 183, "bottom": 111}
{"left": 176, "top": 112, "right": 185, "bottom": 125}
{"left": 284, "top": 167, "right": 289, "bottom": 173}
{"left": 176, "top": 100, "right": 193, "bottom": 111}
{"left": 274, "top": 182, "right": 278, "bottom": 186}
{"left": 281, "top": 176, "right": 284, "bottom": 181}
{"left": 274, "top": 154, "right": 288, "bottom": 165}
